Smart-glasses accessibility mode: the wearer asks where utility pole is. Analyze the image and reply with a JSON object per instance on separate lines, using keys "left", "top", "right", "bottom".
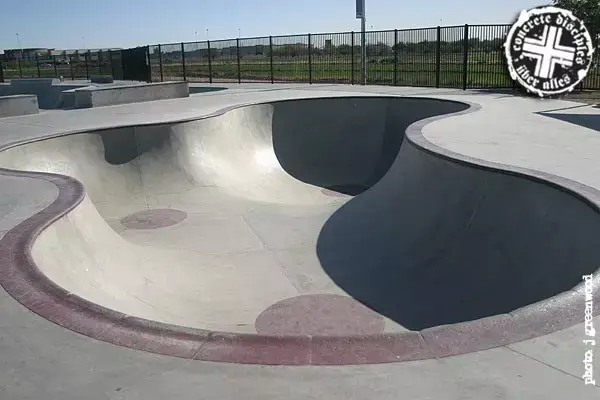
{"left": 16, "top": 33, "right": 22, "bottom": 59}
{"left": 356, "top": 0, "right": 367, "bottom": 85}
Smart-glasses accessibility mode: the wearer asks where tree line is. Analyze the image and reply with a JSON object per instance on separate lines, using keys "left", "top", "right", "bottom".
{"left": 155, "top": 37, "right": 507, "bottom": 61}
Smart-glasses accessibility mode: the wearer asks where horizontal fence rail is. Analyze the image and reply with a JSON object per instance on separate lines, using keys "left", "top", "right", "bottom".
{"left": 2, "top": 24, "right": 599, "bottom": 90}
{"left": 0, "top": 50, "right": 124, "bottom": 82}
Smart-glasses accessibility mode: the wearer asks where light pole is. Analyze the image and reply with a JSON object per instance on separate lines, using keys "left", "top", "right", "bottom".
{"left": 356, "top": 0, "right": 366, "bottom": 85}
{"left": 16, "top": 33, "right": 22, "bottom": 59}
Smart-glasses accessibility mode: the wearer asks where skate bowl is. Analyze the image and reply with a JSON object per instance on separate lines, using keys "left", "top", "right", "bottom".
{"left": 0, "top": 96, "right": 598, "bottom": 365}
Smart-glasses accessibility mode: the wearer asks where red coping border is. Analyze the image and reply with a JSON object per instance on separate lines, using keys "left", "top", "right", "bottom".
{"left": 0, "top": 96, "right": 599, "bottom": 366}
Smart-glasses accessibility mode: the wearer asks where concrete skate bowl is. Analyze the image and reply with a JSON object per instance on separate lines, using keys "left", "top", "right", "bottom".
{"left": 0, "top": 96, "right": 599, "bottom": 365}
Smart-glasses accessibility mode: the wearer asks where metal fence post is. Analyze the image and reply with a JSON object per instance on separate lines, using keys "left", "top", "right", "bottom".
{"left": 109, "top": 50, "right": 115, "bottom": 77}
{"left": 53, "top": 56, "right": 58, "bottom": 77}
{"left": 17, "top": 58, "right": 22, "bottom": 78}
{"left": 181, "top": 42, "right": 187, "bottom": 81}
{"left": 158, "top": 44, "right": 164, "bottom": 82}
{"left": 98, "top": 50, "right": 103, "bottom": 74}
{"left": 393, "top": 29, "right": 398, "bottom": 86}
{"left": 85, "top": 52, "right": 90, "bottom": 80}
{"left": 436, "top": 26, "right": 441, "bottom": 88}
{"left": 308, "top": 33, "right": 312, "bottom": 84}
{"left": 462, "top": 24, "right": 469, "bottom": 90}
{"left": 0, "top": 58, "right": 4, "bottom": 83}
{"left": 146, "top": 46, "right": 152, "bottom": 83}
{"left": 269, "top": 36, "right": 274, "bottom": 84}
{"left": 206, "top": 41, "right": 212, "bottom": 83}
{"left": 69, "top": 56, "right": 74, "bottom": 80}
{"left": 361, "top": 22, "right": 366, "bottom": 85}
{"left": 236, "top": 38, "right": 241, "bottom": 84}
{"left": 36, "top": 54, "right": 41, "bottom": 77}
{"left": 351, "top": 31, "right": 355, "bottom": 85}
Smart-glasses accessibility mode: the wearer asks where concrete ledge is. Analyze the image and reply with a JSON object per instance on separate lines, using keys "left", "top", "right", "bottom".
{"left": 73, "top": 81, "right": 189, "bottom": 108}
{"left": 90, "top": 75, "right": 114, "bottom": 84}
{"left": 0, "top": 95, "right": 39, "bottom": 117}
{"left": 6, "top": 78, "right": 89, "bottom": 109}
{"left": 10, "top": 78, "right": 59, "bottom": 95}
{"left": 10, "top": 78, "right": 59, "bottom": 86}
{"left": 0, "top": 83, "right": 11, "bottom": 97}
{"left": 55, "top": 86, "right": 95, "bottom": 109}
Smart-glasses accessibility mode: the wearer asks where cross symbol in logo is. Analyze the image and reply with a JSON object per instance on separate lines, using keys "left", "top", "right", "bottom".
{"left": 522, "top": 25, "right": 576, "bottom": 79}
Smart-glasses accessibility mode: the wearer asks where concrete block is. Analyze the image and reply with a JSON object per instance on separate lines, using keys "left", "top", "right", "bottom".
{"left": 10, "top": 78, "right": 59, "bottom": 85}
{"left": 55, "top": 86, "right": 96, "bottom": 109}
{"left": 10, "top": 78, "right": 58, "bottom": 93}
{"left": 0, "top": 95, "right": 39, "bottom": 117}
{"left": 0, "top": 83, "right": 11, "bottom": 97}
{"left": 7, "top": 78, "right": 86, "bottom": 109}
{"left": 73, "top": 81, "right": 189, "bottom": 108}
{"left": 90, "top": 75, "right": 114, "bottom": 84}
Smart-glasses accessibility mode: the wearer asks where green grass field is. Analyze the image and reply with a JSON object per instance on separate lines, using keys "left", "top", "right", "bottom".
{"left": 1, "top": 60, "right": 115, "bottom": 81}
{"left": 150, "top": 54, "right": 514, "bottom": 88}
{"left": 151, "top": 52, "right": 600, "bottom": 89}
{"left": 4, "top": 54, "right": 600, "bottom": 90}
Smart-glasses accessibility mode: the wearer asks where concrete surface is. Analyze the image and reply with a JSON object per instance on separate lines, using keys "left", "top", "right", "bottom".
{"left": 0, "top": 78, "right": 91, "bottom": 109}
{"left": 0, "top": 84, "right": 598, "bottom": 397}
{"left": 73, "top": 81, "right": 190, "bottom": 108}
{"left": 9, "top": 78, "right": 59, "bottom": 89}
{"left": 90, "top": 75, "right": 114, "bottom": 84}
{"left": 0, "top": 78, "right": 181, "bottom": 110}
{"left": 0, "top": 98, "right": 467, "bottom": 332}
{"left": 7, "top": 78, "right": 62, "bottom": 109}
{"left": 0, "top": 94, "right": 39, "bottom": 117}
{"left": 55, "top": 86, "right": 90, "bottom": 109}
{"left": 189, "top": 85, "right": 230, "bottom": 95}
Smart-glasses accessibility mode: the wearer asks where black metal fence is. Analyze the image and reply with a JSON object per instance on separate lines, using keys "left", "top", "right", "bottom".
{"left": 2, "top": 24, "right": 600, "bottom": 90}
{"left": 0, "top": 49, "right": 123, "bottom": 82}
{"left": 148, "top": 24, "right": 600, "bottom": 90}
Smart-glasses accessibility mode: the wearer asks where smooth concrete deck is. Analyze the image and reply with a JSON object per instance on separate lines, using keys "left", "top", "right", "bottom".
{"left": 0, "top": 84, "right": 598, "bottom": 397}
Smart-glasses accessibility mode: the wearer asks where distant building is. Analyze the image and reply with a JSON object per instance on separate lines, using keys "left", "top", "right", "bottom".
{"left": 3, "top": 48, "right": 52, "bottom": 60}
{"left": 49, "top": 48, "right": 121, "bottom": 62}
{"left": 2, "top": 47, "right": 121, "bottom": 62}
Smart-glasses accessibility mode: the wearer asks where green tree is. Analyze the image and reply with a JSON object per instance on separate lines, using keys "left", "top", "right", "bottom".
{"left": 336, "top": 44, "right": 352, "bottom": 56}
{"left": 553, "top": 0, "right": 600, "bottom": 45}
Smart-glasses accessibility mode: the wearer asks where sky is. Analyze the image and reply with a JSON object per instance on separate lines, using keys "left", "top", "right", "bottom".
{"left": 0, "top": 0, "right": 545, "bottom": 51}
